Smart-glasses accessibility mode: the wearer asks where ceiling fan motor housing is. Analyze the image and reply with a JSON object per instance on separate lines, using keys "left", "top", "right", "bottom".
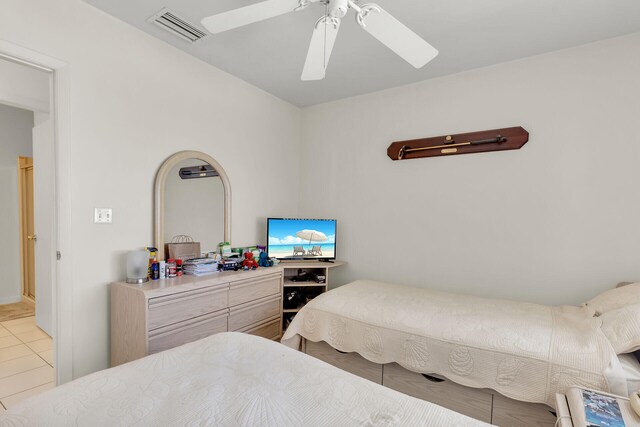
{"left": 329, "top": 0, "right": 350, "bottom": 18}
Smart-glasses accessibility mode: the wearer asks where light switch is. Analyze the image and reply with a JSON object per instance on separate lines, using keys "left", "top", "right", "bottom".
{"left": 94, "top": 208, "right": 113, "bottom": 224}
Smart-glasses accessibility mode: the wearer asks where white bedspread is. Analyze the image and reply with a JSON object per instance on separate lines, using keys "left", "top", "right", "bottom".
{"left": 282, "top": 280, "right": 617, "bottom": 407}
{"left": 1, "top": 332, "right": 487, "bottom": 426}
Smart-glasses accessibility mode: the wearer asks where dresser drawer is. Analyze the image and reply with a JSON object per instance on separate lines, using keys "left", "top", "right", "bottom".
{"left": 229, "top": 273, "right": 281, "bottom": 307}
{"left": 382, "top": 362, "right": 492, "bottom": 423}
{"left": 239, "top": 317, "right": 281, "bottom": 340}
{"left": 229, "top": 295, "right": 281, "bottom": 331}
{"left": 148, "top": 284, "right": 228, "bottom": 330}
{"left": 305, "top": 340, "right": 383, "bottom": 384}
{"left": 148, "top": 310, "right": 228, "bottom": 354}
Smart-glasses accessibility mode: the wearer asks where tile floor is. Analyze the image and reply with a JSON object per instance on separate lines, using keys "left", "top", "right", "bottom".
{"left": 0, "top": 316, "right": 54, "bottom": 412}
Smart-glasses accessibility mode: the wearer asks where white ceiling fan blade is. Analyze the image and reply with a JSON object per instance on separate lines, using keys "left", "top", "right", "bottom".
{"left": 202, "top": 0, "right": 303, "bottom": 34}
{"left": 301, "top": 17, "right": 341, "bottom": 81}
{"left": 358, "top": 4, "right": 438, "bottom": 68}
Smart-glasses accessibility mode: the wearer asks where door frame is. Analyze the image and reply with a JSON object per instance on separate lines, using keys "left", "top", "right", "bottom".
{"left": 17, "top": 156, "right": 34, "bottom": 301}
{"left": 0, "top": 41, "right": 73, "bottom": 384}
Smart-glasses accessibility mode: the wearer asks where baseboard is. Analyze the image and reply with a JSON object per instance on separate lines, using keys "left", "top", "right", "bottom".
{"left": 0, "top": 295, "right": 23, "bottom": 304}
{"left": 21, "top": 296, "right": 35, "bottom": 307}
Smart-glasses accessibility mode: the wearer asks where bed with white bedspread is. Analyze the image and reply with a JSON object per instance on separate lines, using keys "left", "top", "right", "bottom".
{"left": 281, "top": 280, "right": 622, "bottom": 407}
{"left": 0, "top": 332, "right": 488, "bottom": 426}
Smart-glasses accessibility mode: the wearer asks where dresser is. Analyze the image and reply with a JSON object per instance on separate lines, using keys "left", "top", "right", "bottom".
{"left": 111, "top": 268, "right": 283, "bottom": 366}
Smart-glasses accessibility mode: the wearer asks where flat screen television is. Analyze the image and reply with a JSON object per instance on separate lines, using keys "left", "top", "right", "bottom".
{"left": 267, "top": 218, "right": 336, "bottom": 260}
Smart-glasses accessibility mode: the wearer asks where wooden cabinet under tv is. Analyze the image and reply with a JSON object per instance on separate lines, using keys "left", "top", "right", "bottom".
{"left": 280, "top": 261, "right": 346, "bottom": 333}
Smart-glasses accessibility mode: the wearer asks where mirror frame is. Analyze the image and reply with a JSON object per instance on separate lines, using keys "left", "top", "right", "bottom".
{"left": 154, "top": 150, "right": 231, "bottom": 261}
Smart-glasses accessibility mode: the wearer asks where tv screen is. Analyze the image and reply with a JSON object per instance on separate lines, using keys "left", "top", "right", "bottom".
{"left": 267, "top": 218, "right": 336, "bottom": 260}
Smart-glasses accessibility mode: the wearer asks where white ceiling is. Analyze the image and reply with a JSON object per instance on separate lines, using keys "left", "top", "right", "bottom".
{"left": 83, "top": 0, "right": 640, "bottom": 107}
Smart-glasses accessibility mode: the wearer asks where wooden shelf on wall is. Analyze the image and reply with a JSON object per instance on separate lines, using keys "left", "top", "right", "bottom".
{"left": 387, "top": 126, "right": 529, "bottom": 161}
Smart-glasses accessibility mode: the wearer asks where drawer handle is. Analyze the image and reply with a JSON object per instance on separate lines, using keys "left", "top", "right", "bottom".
{"left": 230, "top": 295, "right": 281, "bottom": 314}
{"left": 421, "top": 373, "right": 445, "bottom": 383}
{"left": 233, "top": 274, "right": 281, "bottom": 288}
{"left": 239, "top": 317, "right": 280, "bottom": 333}
{"left": 149, "top": 286, "right": 227, "bottom": 307}
{"left": 149, "top": 310, "right": 229, "bottom": 337}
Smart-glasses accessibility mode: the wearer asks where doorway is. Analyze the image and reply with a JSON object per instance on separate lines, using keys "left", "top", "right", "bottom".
{"left": 0, "top": 57, "right": 55, "bottom": 409}
{"left": 0, "top": 39, "right": 73, "bottom": 388}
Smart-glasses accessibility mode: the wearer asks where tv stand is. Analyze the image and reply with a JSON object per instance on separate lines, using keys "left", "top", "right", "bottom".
{"left": 279, "top": 260, "right": 345, "bottom": 333}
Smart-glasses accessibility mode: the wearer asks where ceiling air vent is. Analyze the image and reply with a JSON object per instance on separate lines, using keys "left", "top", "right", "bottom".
{"left": 147, "top": 8, "right": 208, "bottom": 43}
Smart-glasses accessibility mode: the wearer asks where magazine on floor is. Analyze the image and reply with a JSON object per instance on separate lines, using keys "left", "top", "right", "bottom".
{"left": 565, "top": 387, "right": 640, "bottom": 427}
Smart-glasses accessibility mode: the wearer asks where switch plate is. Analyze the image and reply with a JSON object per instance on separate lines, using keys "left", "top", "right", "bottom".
{"left": 94, "top": 208, "right": 113, "bottom": 224}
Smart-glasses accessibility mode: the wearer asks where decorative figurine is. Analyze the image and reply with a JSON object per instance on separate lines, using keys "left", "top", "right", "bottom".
{"left": 242, "top": 252, "right": 259, "bottom": 270}
{"left": 258, "top": 251, "right": 273, "bottom": 267}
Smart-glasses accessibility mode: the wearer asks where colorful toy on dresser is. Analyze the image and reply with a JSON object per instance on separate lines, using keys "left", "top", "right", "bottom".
{"left": 242, "top": 252, "right": 259, "bottom": 270}
{"left": 258, "top": 251, "right": 273, "bottom": 267}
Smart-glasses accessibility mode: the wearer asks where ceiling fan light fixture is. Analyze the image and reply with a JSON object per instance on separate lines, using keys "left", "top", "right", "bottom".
{"left": 329, "top": 0, "right": 349, "bottom": 18}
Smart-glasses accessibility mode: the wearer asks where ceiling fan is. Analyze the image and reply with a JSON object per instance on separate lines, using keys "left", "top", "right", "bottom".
{"left": 201, "top": 0, "right": 438, "bottom": 81}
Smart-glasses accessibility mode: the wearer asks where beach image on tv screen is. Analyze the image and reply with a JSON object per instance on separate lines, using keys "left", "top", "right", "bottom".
{"left": 268, "top": 219, "right": 336, "bottom": 259}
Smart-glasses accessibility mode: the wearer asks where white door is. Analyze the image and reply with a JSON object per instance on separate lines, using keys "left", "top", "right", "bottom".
{"left": 32, "top": 113, "right": 54, "bottom": 336}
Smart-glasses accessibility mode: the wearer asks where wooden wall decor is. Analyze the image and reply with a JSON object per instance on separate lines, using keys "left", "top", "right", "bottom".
{"left": 387, "top": 126, "right": 529, "bottom": 161}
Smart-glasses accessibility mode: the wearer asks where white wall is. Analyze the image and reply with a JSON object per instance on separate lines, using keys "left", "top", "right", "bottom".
{"left": 0, "top": 104, "right": 33, "bottom": 303}
{"left": 164, "top": 159, "right": 224, "bottom": 254}
{"left": 301, "top": 32, "right": 640, "bottom": 306}
{"left": 1, "top": 0, "right": 302, "bottom": 378}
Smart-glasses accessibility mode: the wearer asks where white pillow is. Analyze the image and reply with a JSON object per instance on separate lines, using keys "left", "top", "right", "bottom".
{"left": 600, "top": 303, "right": 640, "bottom": 354}
{"left": 587, "top": 282, "right": 640, "bottom": 314}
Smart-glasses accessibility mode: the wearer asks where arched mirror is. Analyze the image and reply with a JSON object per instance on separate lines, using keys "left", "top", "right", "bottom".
{"left": 154, "top": 151, "right": 231, "bottom": 261}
